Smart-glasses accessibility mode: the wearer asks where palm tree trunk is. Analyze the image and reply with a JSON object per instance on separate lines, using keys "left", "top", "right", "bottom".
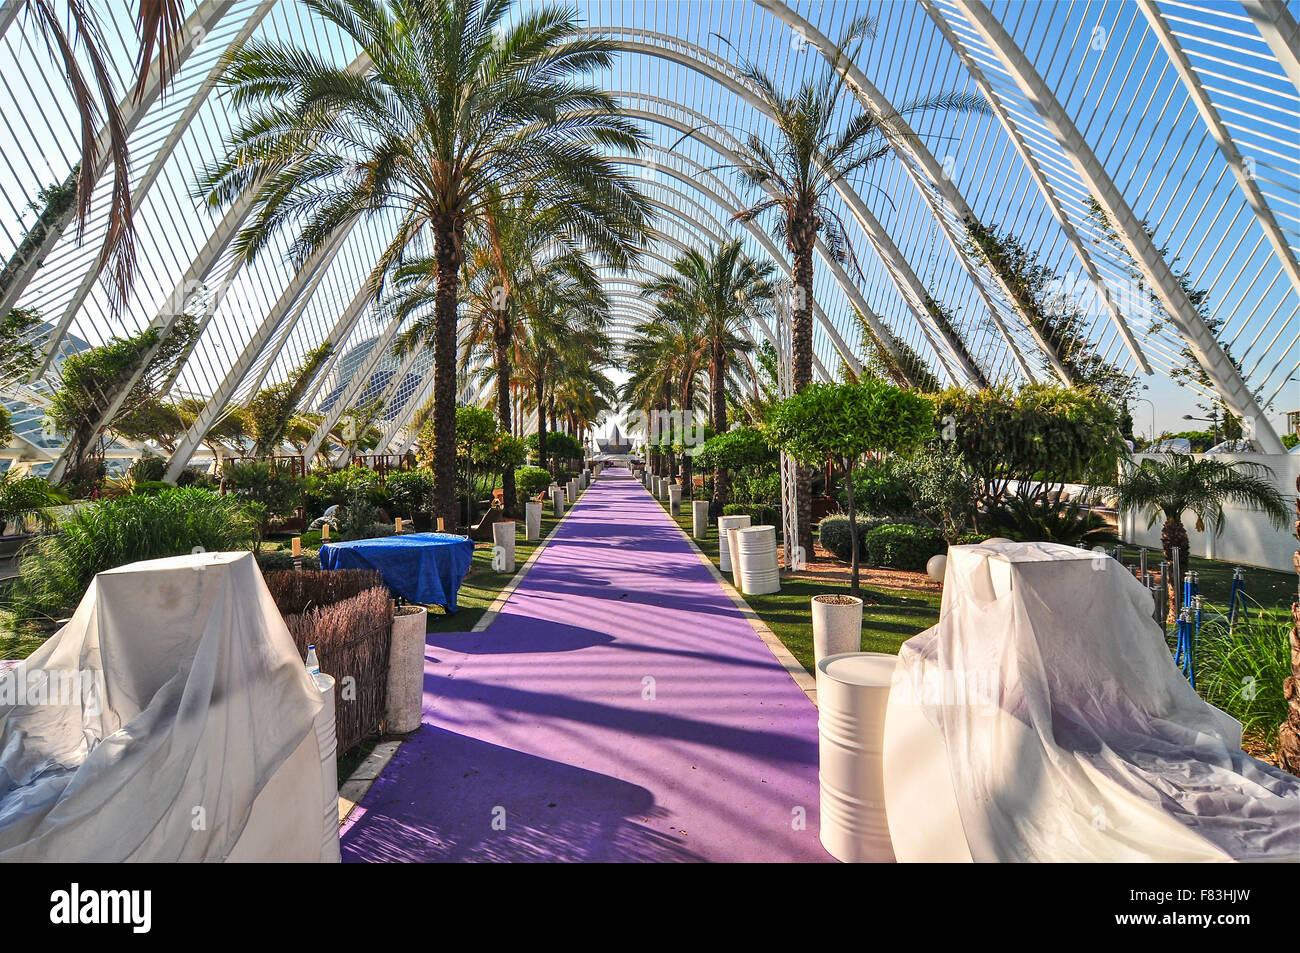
{"left": 536, "top": 379, "right": 548, "bottom": 478}
{"left": 430, "top": 214, "right": 464, "bottom": 526}
{"left": 494, "top": 313, "right": 516, "bottom": 513}
{"left": 1160, "top": 515, "right": 1190, "bottom": 624}
{"left": 711, "top": 347, "right": 729, "bottom": 508}
{"left": 790, "top": 207, "right": 817, "bottom": 560}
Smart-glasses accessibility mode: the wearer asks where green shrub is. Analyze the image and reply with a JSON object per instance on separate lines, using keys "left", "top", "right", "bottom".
{"left": 988, "top": 495, "right": 1118, "bottom": 548}
{"left": 255, "top": 549, "right": 321, "bottom": 573}
{"left": 10, "top": 487, "right": 256, "bottom": 627}
{"left": 515, "top": 466, "right": 552, "bottom": 499}
{"left": 222, "top": 460, "right": 302, "bottom": 518}
{"left": 130, "top": 480, "right": 172, "bottom": 497}
{"left": 840, "top": 459, "right": 912, "bottom": 517}
{"left": 818, "top": 514, "right": 889, "bottom": 561}
{"left": 722, "top": 502, "right": 778, "bottom": 526}
{"left": 861, "top": 522, "right": 946, "bottom": 571}
{"left": 385, "top": 467, "right": 435, "bottom": 515}
{"left": 733, "top": 471, "right": 781, "bottom": 507}
{"left": 126, "top": 455, "right": 167, "bottom": 483}
{"left": 1198, "top": 614, "right": 1292, "bottom": 750}
{"left": 337, "top": 497, "right": 389, "bottom": 539}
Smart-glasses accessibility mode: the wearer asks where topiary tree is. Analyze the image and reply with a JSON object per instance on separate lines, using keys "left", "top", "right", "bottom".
{"left": 695, "top": 425, "right": 775, "bottom": 509}
{"left": 766, "top": 379, "right": 934, "bottom": 592}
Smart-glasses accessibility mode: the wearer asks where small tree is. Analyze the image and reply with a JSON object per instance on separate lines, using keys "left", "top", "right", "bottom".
{"left": 695, "top": 425, "right": 774, "bottom": 508}
{"left": 1102, "top": 454, "right": 1288, "bottom": 620}
{"left": 766, "top": 379, "right": 934, "bottom": 592}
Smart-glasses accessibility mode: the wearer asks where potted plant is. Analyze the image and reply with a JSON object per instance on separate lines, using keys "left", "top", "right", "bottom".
{"left": 767, "top": 379, "right": 934, "bottom": 664}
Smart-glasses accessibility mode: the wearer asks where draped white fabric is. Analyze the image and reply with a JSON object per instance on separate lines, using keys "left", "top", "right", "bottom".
{"left": 0, "top": 552, "right": 322, "bottom": 862}
{"left": 895, "top": 541, "right": 1300, "bottom": 862}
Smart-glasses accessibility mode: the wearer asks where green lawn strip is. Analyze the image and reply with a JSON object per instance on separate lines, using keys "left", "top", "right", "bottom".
{"left": 653, "top": 495, "right": 940, "bottom": 674}
{"left": 1114, "top": 545, "right": 1293, "bottom": 626}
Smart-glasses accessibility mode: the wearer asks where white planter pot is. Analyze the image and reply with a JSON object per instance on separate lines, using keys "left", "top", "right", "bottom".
{"left": 386, "top": 606, "right": 428, "bottom": 734}
{"left": 660, "top": 479, "right": 671, "bottom": 502}
{"left": 817, "top": 652, "right": 898, "bottom": 863}
{"left": 716, "top": 514, "right": 752, "bottom": 573}
{"left": 525, "top": 501, "right": 542, "bottom": 540}
{"left": 668, "top": 484, "right": 682, "bottom": 516}
{"left": 734, "top": 525, "right": 780, "bottom": 595}
{"left": 692, "top": 500, "right": 709, "bottom": 538}
{"left": 565, "top": 480, "right": 575, "bottom": 504}
{"left": 492, "top": 520, "right": 516, "bottom": 573}
{"left": 811, "top": 594, "right": 863, "bottom": 665}
{"left": 551, "top": 487, "right": 565, "bottom": 518}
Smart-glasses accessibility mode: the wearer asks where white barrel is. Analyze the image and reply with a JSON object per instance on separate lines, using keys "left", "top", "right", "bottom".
{"left": 551, "top": 487, "right": 564, "bottom": 518}
{"left": 492, "top": 519, "right": 516, "bottom": 573}
{"left": 692, "top": 500, "right": 709, "bottom": 538}
{"left": 525, "top": 500, "right": 542, "bottom": 540}
{"left": 812, "top": 594, "right": 863, "bottom": 665}
{"left": 727, "top": 526, "right": 746, "bottom": 587}
{"left": 734, "top": 525, "right": 780, "bottom": 595}
{"left": 668, "top": 484, "right": 682, "bottom": 516}
{"left": 716, "top": 514, "right": 751, "bottom": 573}
{"left": 386, "top": 607, "right": 428, "bottom": 734}
{"left": 314, "top": 674, "right": 342, "bottom": 863}
{"left": 816, "top": 653, "right": 898, "bottom": 863}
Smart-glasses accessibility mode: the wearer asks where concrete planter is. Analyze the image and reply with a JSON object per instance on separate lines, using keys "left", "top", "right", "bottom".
{"left": 386, "top": 605, "right": 428, "bottom": 734}
{"left": 716, "top": 514, "right": 752, "bottom": 572}
{"left": 525, "top": 501, "right": 542, "bottom": 540}
{"left": 811, "top": 594, "right": 863, "bottom": 665}
{"left": 492, "top": 520, "right": 516, "bottom": 573}
{"left": 551, "top": 487, "right": 564, "bottom": 518}
{"left": 692, "top": 500, "right": 709, "bottom": 538}
{"left": 668, "top": 484, "right": 682, "bottom": 516}
{"left": 659, "top": 479, "right": 671, "bottom": 502}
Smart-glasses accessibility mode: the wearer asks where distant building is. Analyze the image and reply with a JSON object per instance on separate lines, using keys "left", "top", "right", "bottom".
{"left": 596, "top": 424, "right": 633, "bottom": 455}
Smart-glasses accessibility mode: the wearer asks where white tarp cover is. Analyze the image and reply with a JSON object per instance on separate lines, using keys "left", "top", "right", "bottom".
{"left": 0, "top": 551, "right": 322, "bottom": 861}
{"left": 897, "top": 541, "right": 1300, "bottom": 862}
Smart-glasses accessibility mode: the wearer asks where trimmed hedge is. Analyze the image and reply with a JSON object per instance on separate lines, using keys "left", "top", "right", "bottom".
{"left": 862, "top": 523, "right": 945, "bottom": 571}
{"left": 818, "top": 514, "right": 890, "bottom": 562}
{"left": 722, "top": 502, "right": 778, "bottom": 526}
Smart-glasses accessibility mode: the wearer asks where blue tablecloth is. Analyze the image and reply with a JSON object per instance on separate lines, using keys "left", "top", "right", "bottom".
{"left": 318, "top": 532, "right": 475, "bottom": 611}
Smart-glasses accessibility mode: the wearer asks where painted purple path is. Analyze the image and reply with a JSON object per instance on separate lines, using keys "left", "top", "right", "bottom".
{"left": 340, "top": 469, "right": 830, "bottom": 862}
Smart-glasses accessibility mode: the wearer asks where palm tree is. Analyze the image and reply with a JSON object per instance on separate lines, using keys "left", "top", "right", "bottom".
{"left": 639, "top": 240, "right": 772, "bottom": 505}
{"left": 621, "top": 303, "right": 710, "bottom": 482}
{"left": 446, "top": 186, "right": 641, "bottom": 510}
{"left": 196, "top": 0, "right": 650, "bottom": 525}
{"left": 1106, "top": 454, "right": 1288, "bottom": 619}
{"left": 732, "top": 15, "right": 986, "bottom": 554}
{"left": 514, "top": 273, "right": 611, "bottom": 477}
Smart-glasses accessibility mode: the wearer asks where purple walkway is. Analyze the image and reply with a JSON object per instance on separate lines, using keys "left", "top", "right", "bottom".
{"left": 340, "top": 468, "right": 830, "bottom": 862}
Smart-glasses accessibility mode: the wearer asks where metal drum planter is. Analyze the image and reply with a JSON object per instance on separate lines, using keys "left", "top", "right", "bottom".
{"left": 733, "top": 525, "right": 780, "bottom": 595}
{"left": 716, "top": 514, "right": 752, "bottom": 573}
{"left": 817, "top": 652, "right": 898, "bottom": 863}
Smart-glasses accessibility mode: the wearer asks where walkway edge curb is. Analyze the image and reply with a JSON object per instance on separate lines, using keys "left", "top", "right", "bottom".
{"left": 649, "top": 489, "right": 818, "bottom": 706}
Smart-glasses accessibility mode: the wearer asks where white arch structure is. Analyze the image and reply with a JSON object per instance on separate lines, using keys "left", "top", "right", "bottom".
{"left": 1, "top": 0, "right": 1294, "bottom": 466}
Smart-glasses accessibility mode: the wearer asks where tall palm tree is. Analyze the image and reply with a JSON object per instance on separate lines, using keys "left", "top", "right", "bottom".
{"left": 639, "top": 240, "right": 772, "bottom": 504}
{"left": 732, "top": 15, "right": 986, "bottom": 553}
{"left": 621, "top": 303, "right": 709, "bottom": 482}
{"left": 1105, "top": 454, "right": 1288, "bottom": 619}
{"left": 2, "top": 0, "right": 187, "bottom": 312}
{"left": 447, "top": 186, "right": 641, "bottom": 509}
{"left": 513, "top": 272, "right": 611, "bottom": 477}
{"left": 196, "top": 0, "right": 650, "bottom": 524}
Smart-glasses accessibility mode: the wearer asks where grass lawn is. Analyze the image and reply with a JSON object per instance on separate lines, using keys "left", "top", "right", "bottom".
{"left": 653, "top": 498, "right": 1297, "bottom": 680}
{"left": 654, "top": 497, "right": 941, "bottom": 674}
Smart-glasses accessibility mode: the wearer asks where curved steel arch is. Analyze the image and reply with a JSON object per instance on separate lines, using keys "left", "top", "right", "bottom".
{"left": 920, "top": 0, "right": 1155, "bottom": 375}
{"left": 588, "top": 22, "right": 1039, "bottom": 381}
{"left": 953, "top": 0, "right": 1284, "bottom": 452}
{"left": 1137, "top": 0, "right": 1300, "bottom": 303}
